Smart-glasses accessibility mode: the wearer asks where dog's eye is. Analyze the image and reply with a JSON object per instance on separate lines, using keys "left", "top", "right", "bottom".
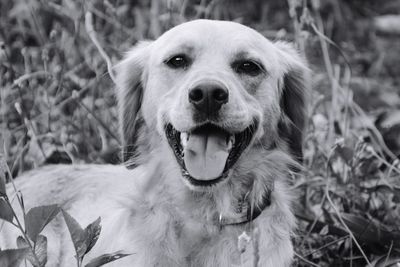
{"left": 234, "top": 60, "right": 264, "bottom": 76}
{"left": 165, "top": 55, "right": 190, "bottom": 69}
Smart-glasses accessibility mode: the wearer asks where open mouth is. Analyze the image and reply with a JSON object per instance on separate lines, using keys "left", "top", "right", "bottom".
{"left": 165, "top": 121, "right": 257, "bottom": 187}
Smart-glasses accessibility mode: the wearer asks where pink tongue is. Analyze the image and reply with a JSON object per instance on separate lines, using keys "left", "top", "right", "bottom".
{"left": 184, "top": 131, "right": 230, "bottom": 180}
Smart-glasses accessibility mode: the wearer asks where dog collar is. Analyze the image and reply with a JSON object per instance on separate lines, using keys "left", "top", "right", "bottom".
{"left": 216, "top": 188, "right": 272, "bottom": 227}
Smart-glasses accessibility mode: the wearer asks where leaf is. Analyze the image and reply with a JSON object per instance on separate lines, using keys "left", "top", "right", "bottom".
{"left": 84, "top": 217, "right": 102, "bottom": 254}
{"left": 341, "top": 213, "right": 400, "bottom": 249}
{"left": 0, "top": 198, "right": 13, "bottom": 223}
{"left": 84, "top": 251, "right": 132, "bottom": 267}
{"left": 32, "top": 235, "right": 47, "bottom": 267}
{"left": 0, "top": 178, "right": 5, "bottom": 197}
{"left": 16, "top": 236, "right": 27, "bottom": 249}
{"left": 16, "top": 235, "right": 48, "bottom": 267}
{"left": 335, "top": 145, "right": 354, "bottom": 165}
{"left": 0, "top": 248, "right": 29, "bottom": 267}
{"left": 0, "top": 154, "right": 9, "bottom": 196}
{"left": 62, "top": 210, "right": 87, "bottom": 260}
{"left": 0, "top": 164, "right": 6, "bottom": 197}
{"left": 371, "top": 254, "right": 400, "bottom": 267}
{"left": 319, "top": 224, "right": 329, "bottom": 235}
{"left": 25, "top": 204, "right": 60, "bottom": 243}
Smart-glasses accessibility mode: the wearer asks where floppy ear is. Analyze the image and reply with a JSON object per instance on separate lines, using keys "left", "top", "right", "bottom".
{"left": 275, "top": 42, "right": 310, "bottom": 162}
{"left": 114, "top": 41, "right": 152, "bottom": 166}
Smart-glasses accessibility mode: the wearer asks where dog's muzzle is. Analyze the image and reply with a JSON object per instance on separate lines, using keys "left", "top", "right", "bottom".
{"left": 165, "top": 121, "right": 258, "bottom": 187}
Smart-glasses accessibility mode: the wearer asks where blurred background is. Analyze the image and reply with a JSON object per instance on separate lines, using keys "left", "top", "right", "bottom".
{"left": 0, "top": 0, "right": 400, "bottom": 266}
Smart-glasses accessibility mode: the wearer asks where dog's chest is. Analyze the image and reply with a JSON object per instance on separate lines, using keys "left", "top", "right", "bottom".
{"left": 170, "top": 214, "right": 241, "bottom": 266}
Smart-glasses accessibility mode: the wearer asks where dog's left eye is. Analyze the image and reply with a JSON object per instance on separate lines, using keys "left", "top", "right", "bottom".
{"left": 165, "top": 55, "right": 190, "bottom": 69}
{"left": 233, "top": 60, "right": 264, "bottom": 76}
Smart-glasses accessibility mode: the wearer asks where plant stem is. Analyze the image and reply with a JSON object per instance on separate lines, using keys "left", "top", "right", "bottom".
{"left": 4, "top": 196, "right": 41, "bottom": 265}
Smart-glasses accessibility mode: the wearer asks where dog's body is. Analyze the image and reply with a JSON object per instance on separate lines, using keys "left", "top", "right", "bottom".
{"left": 1, "top": 20, "right": 308, "bottom": 266}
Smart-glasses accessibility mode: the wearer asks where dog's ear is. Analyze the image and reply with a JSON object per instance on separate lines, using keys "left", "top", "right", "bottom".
{"left": 114, "top": 41, "right": 152, "bottom": 166}
{"left": 275, "top": 42, "right": 310, "bottom": 162}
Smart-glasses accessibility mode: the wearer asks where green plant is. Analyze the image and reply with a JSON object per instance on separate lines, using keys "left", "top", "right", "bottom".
{"left": 0, "top": 156, "right": 130, "bottom": 266}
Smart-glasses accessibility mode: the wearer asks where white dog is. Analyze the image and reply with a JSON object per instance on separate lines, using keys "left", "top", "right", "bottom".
{"left": 1, "top": 19, "right": 308, "bottom": 266}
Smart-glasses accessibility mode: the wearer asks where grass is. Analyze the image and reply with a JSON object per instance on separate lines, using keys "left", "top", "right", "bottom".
{"left": 1, "top": 0, "right": 400, "bottom": 266}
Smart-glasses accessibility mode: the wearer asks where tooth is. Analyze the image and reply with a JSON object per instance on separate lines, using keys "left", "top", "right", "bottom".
{"left": 227, "top": 135, "right": 234, "bottom": 150}
{"left": 181, "top": 132, "right": 188, "bottom": 147}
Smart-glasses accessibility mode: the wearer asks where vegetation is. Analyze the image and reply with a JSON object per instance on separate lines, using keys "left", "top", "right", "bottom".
{"left": 1, "top": 0, "right": 400, "bottom": 266}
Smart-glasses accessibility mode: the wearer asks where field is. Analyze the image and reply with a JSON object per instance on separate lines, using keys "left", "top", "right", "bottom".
{"left": 1, "top": 0, "right": 400, "bottom": 266}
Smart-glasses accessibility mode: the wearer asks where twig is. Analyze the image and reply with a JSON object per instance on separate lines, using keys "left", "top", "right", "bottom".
{"left": 300, "top": 193, "right": 326, "bottom": 247}
{"left": 323, "top": 147, "right": 371, "bottom": 265}
{"left": 342, "top": 66, "right": 352, "bottom": 140}
{"left": 325, "top": 184, "right": 372, "bottom": 266}
{"left": 10, "top": 78, "right": 96, "bottom": 135}
{"left": 303, "top": 235, "right": 349, "bottom": 258}
{"left": 383, "top": 241, "right": 394, "bottom": 267}
{"left": 89, "top": 6, "right": 131, "bottom": 36}
{"left": 351, "top": 104, "right": 398, "bottom": 161}
{"left": 73, "top": 93, "right": 120, "bottom": 143}
{"left": 3, "top": 195, "right": 41, "bottom": 265}
{"left": 3, "top": 155, "right": 26, "bottom": 222}
{"left": 13, "top": 71, "right": 51, "bottom": 86}
{"left": 180, "top": 0, "right": 189, "bottom": 20}
{"left": 149, "top": 0, "right": 162, "bottom": 38}
{"left": 85, "top": 11, "right": 116, "bottom": 84}
{"left": 294, "top": 251, "right": 320, "bottom": 267}
{"left": 14, "top": 103, "right": 47, "bottom": 160}
{"left": 195, "top": 0, "right": 208, "bottom": 18}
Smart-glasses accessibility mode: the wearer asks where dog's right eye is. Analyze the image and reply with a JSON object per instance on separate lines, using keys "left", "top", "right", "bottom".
{"left": 165, "top": 55, "right": 190, "bottom": 69}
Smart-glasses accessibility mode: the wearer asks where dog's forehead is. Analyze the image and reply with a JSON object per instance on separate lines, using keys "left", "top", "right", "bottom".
{"left": 163, "top": 19, "right": 260, "bottom": 36}
{"left": 153, "top": 19, "right": 276, "bottom": 55}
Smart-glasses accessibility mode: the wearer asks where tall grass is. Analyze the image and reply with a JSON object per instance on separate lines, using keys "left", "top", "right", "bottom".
{"left": 0, "top": 0, "right": 399, "bottom": 266}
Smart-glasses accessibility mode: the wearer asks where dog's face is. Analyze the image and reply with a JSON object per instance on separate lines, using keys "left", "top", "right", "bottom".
{"left": 116, "top": 20, "right": 307, "bottom": 191}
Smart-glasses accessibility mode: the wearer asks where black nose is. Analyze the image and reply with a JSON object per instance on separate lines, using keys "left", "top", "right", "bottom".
{"left": 188, "top": 83, "right": 229, "bottom": 114}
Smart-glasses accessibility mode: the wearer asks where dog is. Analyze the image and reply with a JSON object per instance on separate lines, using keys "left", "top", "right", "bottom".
{"left": 0, "top": 19, "right": 308, "bottom": 266}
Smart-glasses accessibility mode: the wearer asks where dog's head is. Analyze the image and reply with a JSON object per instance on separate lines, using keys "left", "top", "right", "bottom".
{"left": 115, "top": 20, "right": 308, "bottom": 191}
